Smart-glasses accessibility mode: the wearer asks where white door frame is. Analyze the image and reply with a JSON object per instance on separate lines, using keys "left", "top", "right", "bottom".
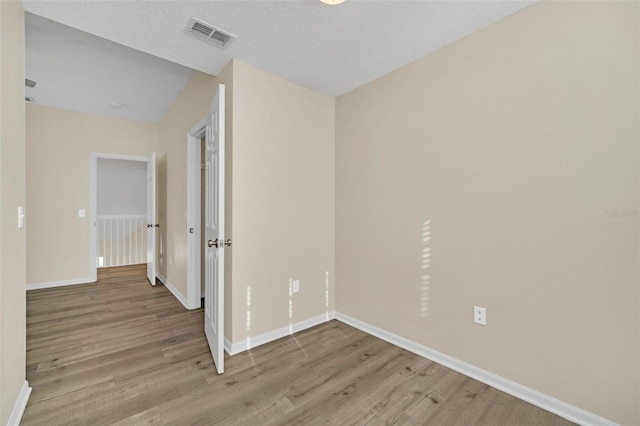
{"left": 186, "top": 118, "right": 207, "bottom": 310}
{"left": 89, "top": 152, "right": 154, "bottom": 282}
{"left": 146, "top": 153, "right": 157, "bottom": 286}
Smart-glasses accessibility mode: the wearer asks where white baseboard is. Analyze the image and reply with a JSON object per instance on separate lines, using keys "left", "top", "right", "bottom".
{"left": 156, "top": 273, "right": 188, "bottom": 309}
{"left": 334, "top": 312, "right": 615, "bottom": 426}
{"left": 226, "top": 311, "right": 336, "bottom": 356}
{"left": 27, "top": 277, "right": 93, "bottom": 291}
{"left": 8, "top": 380, "right": 31, "bottom": 426}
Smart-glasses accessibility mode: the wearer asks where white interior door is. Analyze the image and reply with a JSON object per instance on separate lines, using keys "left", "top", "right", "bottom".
{"left": 204, "top": 84, "right": 226, "bottom": 374}
{"left": 146, "top": 153, "right": 157, "bottom": 285}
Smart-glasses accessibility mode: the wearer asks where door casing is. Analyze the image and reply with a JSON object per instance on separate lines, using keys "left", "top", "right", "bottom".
{"left": 186, "top": 120, "right": 207, "bottom": 310}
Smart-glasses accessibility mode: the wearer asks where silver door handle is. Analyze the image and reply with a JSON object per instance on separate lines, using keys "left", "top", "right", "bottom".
{"left": 208, "top": 238, "right": 231, "bottom": 248}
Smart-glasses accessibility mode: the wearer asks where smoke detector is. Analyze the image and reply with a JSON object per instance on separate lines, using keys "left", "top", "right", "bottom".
{"left": 185, "top": 18, "right": 236, "bottom": 49}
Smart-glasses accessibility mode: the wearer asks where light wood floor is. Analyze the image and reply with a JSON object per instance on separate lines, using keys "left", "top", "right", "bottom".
{"left": 24, "top": 265, "right": 574, "bottom": 425}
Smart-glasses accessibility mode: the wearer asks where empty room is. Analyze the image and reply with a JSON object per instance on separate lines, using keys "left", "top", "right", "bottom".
{"left": 0, "top": 0, "right": 638, "bottom": 425}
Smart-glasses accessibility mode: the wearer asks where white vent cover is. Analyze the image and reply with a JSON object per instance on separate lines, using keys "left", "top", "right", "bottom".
{"left": 185, "top": 18, "right": 236, "bottom": 49}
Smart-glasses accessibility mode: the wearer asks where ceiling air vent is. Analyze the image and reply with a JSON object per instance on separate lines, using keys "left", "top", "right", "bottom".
{"left": 185, "top": 18, "right": 236, "bottom": 49}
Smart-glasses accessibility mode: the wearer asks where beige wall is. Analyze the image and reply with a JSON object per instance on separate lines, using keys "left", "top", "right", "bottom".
{"left": 156, "top": 61, "right": 335, "bottom": 345}
{"left": 230, "top": 60, "right": 335, "bottom": 343}
{"left": 0, "top": 0, "right": 27, "bottom": 423}
{"left": 26, "top": 105, "right": 158, "bottom": 284}
{"left": 336, "top": 2, "right": 639, "bottom": 424}
{"left": 156, "top": 66, "right": 233, "bottom": 337}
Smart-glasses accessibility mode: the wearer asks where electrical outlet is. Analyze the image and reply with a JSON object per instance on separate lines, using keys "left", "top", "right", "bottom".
{"left": 292, "top": 280, "right": 300, "bottom": 293}
{"left": 474, "top": 306, "right": 486, "bottom": 326}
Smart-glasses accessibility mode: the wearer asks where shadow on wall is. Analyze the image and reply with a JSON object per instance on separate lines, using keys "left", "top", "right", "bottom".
{"left": 157, "top": 154, "right": 168, "bottom": 276}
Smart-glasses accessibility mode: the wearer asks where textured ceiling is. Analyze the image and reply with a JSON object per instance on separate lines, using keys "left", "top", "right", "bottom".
{"left": 23, "top": 1, "right": 535, "bottom": 98}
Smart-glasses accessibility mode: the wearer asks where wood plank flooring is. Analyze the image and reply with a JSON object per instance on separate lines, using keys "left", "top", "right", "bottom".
{"left": 24, "top": 266, "right": 574, "bottom": 425}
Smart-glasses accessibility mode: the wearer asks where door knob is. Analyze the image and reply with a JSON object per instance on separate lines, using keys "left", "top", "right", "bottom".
{"left": 207, "top": 238, "right": 230, "bottom": 248}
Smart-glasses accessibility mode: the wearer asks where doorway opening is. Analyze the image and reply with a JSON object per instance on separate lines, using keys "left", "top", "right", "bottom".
{"left": 89, "top": 153, "right": 157, "bottom": 285}
{"left": 186, "top": 83, "right": 226, "bottom": 374}
{"left": 186, "top": 123, "right": 206, "bottom": 310}
{"left": 200, "top": 135, "right": 206, "bottom": 304}
{"left": 95, "top": 158, "right": 147, "bottom": 268}
{"left": 187, "top": 132, "right": 218, "bottom": 301}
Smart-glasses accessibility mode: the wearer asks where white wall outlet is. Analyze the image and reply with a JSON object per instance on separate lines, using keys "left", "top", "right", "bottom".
{"left": 292, "top": 280, "right": 300, "bottom": 293}
{"left": 78, "top": 209, "right": 86, "bottom": 218}
{"left": 474, "top": 306, "right": 487, "bottom": 326}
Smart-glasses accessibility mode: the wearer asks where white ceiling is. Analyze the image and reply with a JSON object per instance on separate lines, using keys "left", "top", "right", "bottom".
{"left": 25, "top": 13, "right": 194, "bottom": 123}
{"left": 23, "top": 0, "right": 535, "bottom": 123}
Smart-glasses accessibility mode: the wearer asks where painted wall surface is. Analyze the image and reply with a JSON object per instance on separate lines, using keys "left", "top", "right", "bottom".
{"left": 97, "top": 158, "right": 147, "bottom": 216}
{"left": 26, "top": 104, "right": 158, "bottom": 285}
{"left": 335, "top": 2, "right": 639, "bottom": 424}
{"left": 230, "top": 60, "right": 335, "bottom": 343}
{"left": 0, "top": 1, "right": 27, "bottom": 423}
{"left": 157, "top": 71, "right": 215, "bottom": 293}
{"left": 156, "top": 66, "right": 233, "bottom": 339}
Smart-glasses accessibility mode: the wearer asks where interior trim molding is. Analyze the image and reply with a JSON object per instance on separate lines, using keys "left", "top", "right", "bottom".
{"left": 334, "top": 312, "right": 615, "bottom": 426}
{"left": 185, "top": 118, "right": 207, "bottom": 311}
{"left": 27, "top": 277, "right": 93, "bottom": 291}
{"left": 8, "top": 380, "right": 32, "bottom": 426}
{"left": 156, "top": 273, "right": 188, "bottom": 310}
{"left": 226, "top": 311, "right": 336, "bottom": 356}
